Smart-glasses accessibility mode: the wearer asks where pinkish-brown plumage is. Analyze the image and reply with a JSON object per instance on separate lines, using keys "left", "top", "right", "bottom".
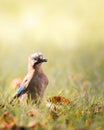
{"left": 10, "top": 52, "right": 48, "bottom": 104}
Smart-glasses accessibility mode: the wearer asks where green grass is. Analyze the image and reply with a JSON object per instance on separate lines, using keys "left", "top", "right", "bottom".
{"left": 0, "top": 43, "right": 104, "bottom": 130}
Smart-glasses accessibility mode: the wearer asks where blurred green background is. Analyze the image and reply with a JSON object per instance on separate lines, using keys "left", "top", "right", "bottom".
{"left": 0, "top": 0, "right": 104, "bottom": 97}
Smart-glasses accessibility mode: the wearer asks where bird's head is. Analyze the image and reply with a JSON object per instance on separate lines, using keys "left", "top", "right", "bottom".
{"left": 29, "top": 52, "right": 47, "bottom": 69}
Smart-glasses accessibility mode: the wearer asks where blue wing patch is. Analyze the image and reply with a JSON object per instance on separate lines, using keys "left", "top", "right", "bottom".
{"left": 17, "top": 86, "right": 26, "bottom": 95}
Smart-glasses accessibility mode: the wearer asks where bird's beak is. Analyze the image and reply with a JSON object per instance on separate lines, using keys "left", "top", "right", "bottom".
{"left": 42, "top": 58, "right": 47, "bottom": 62}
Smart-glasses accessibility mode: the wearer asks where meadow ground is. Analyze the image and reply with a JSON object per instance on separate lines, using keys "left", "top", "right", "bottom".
{"left": 0, "top": 43, "right": 104, "bottom": 130}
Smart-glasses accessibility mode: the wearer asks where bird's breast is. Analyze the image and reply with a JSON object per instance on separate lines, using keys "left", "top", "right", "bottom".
{"left": 27, "top": 72, "right": 48, "bottom": 98}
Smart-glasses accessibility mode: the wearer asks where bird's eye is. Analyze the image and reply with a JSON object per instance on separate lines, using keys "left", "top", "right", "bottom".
{"left": 34, "top": 58, "right": 37, "bottom": 60}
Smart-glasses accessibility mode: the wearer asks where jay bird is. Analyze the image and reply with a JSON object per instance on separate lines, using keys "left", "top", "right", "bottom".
{"left": 10, "top": 52, "right": 48, "bottom": 104}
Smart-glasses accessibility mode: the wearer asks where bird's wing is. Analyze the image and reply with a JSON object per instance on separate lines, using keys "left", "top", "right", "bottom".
{"left": 10, "top": 73, "right": 33, "bottom": 104}
{"left": 17, "top": 86, "right": 27, "bottom": 95}
{"left": 10, "top": 86, "right": 27, "bottom": 104}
